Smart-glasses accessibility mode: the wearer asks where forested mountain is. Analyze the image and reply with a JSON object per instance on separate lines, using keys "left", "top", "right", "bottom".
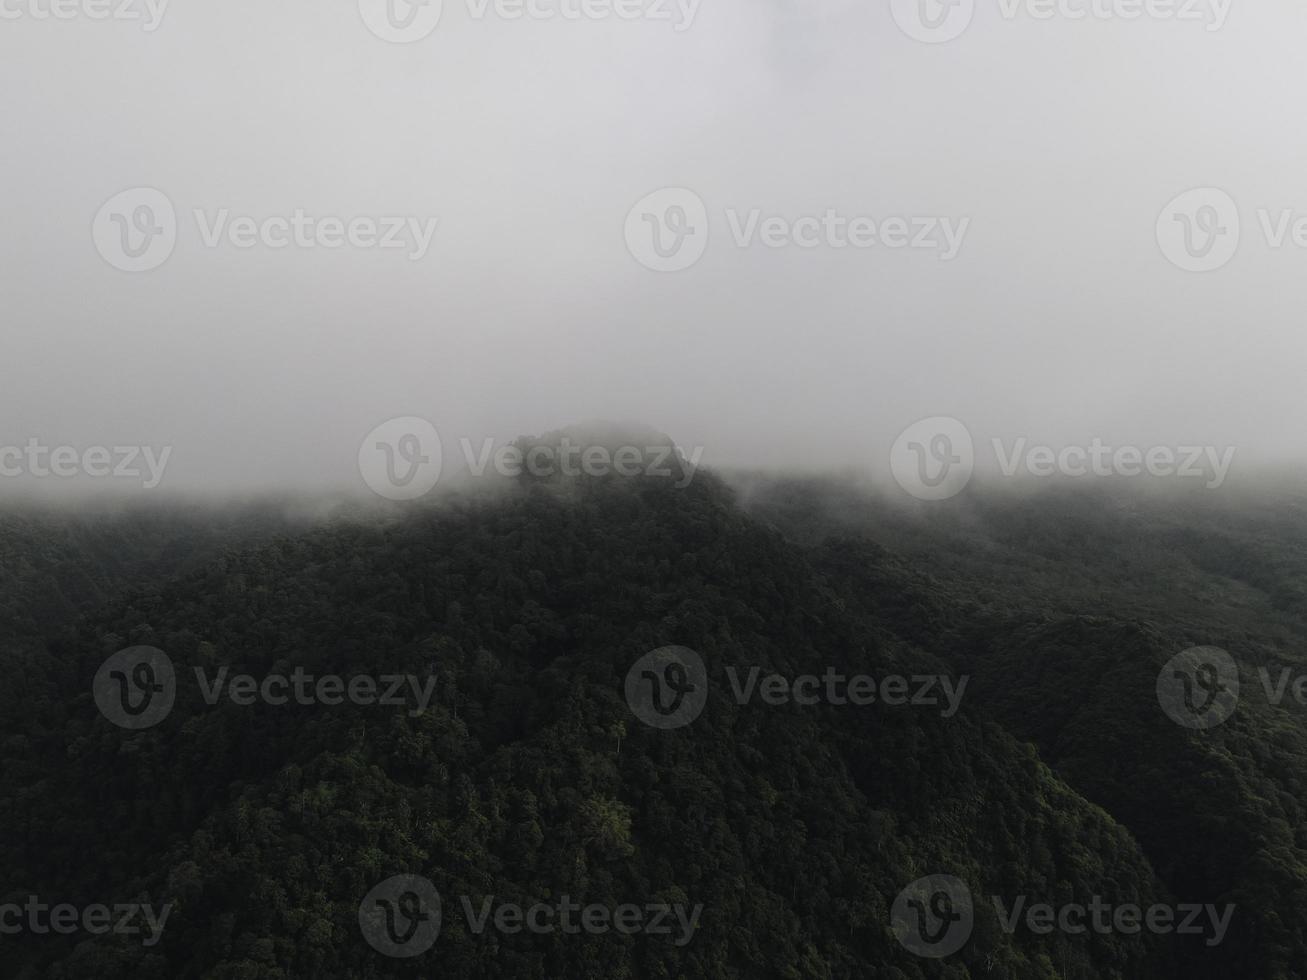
{"left": 742, "top": 476, "right": 1307, "bottom": 979}
{"left": 1, "top": 462, "right": 1303, "bottom": 977}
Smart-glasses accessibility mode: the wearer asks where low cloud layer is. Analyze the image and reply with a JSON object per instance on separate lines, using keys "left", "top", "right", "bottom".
{"left": 1, "top": 0, "right": 1302, "bottom": 499}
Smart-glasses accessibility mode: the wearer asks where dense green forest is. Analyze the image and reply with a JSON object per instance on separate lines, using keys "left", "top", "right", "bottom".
{"left": 2, "top": 455, "right": 1305, "bottom": 977}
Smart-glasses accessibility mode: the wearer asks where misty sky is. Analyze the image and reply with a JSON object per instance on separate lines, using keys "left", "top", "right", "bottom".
{"left": 2, "top": 0, "right": 1304, "bottom": 498}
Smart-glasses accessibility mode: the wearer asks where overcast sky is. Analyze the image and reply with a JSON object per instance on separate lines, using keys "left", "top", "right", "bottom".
{"left": 2, "top": 0, "right": 1304, "bottom": 499}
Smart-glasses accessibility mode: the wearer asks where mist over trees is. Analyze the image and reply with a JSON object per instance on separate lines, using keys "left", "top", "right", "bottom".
{"left": 0, "top": 460, "right": 1303, "bottom": 977}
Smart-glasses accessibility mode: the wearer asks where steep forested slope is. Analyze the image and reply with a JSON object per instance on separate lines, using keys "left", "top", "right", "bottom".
{"left": 0, "top": 474, "right": 1178, "bottom": 978}
{"left": 742, "top": 476, "right": 1307, "bottom": 978}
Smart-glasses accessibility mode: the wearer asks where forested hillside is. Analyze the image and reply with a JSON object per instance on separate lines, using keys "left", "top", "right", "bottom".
{"left": 742, "top": 476, "right": 1307, "bottom": 978}
{"left": 1, "top": 468, "right": 1302, "bottom": 976}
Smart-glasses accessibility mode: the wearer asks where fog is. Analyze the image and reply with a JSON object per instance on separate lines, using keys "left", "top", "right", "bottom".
{"left": 2, "top": 0, "right": 1304, "bottom": 500}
